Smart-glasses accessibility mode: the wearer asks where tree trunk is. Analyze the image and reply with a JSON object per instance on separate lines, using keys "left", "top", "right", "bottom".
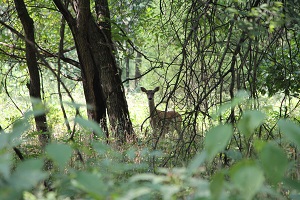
{"left": 125, "top": 53, "right": 130, "bottom": 88}
{"left": 135, "top": 52, "right": 142, "bottom": 89}
{"left": 14, "top": 0, "right": 50, "bottom": 148}
{"left": 53, "top": 0, "right": 135, "bottom": 143}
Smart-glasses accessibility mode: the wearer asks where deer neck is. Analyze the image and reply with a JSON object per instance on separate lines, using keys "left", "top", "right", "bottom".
{"left": 148, "top": 99, "right": 157, "bottom": 117}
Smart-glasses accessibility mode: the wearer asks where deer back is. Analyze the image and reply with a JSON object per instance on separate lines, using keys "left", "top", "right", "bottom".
{"left": 151, "top": 109, "right": 182, "bottom": 134}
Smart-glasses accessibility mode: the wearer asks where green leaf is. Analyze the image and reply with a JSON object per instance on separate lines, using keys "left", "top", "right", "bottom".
{"left": 204, "top": 124, "right": 233, "bottom": 161}
{"left": 19, "top": 64, "right": 27, "bottom": 71}
{"left": 74, "top": 116, "right": 104, "bottom": 138}
{"left": 24, "top": 100, "right": 46, "bottom": 118}
{"left": 210, "top": 171, "right": 225, "bottom": 200}
{"left": 186, "top": 152, "right": 207, "bottom": 176}
{"left": 260, "top": 142, "right": 288, "bottom": 184}
{"left": 269, "top": 21, "right": 276, "bottom": 33}
{"left": 237, "top": 110, "right": 265, "bottom": 137}
{"left": 226, "top": 7, "right": 239, "bottom": 14}
{"left": 46, "top": 143, "right": 73, "bottom": 170}
{"left": 0, "top": 133, "right": 9, "bottom": 149}
{"left": 10, "top": 118, "right": 30, "bottom": 144}
{"left": 72, "top": 171, "right": 107, "bottom": 198}
{"left": 126, "top": 148, "right": 137, "bottom": 160}
{"left": 9, "top": 159, "right": 47, "bottom": 191}
{"left": 160, "top": 185, "right": 180, "bottom": 200}
{"left": 253, "top": 139, "right": 267, "bottom": 153}
{"left": 283, "top": 178, "right": 300, "bottom": 191}
{"left": 225, "top": 149, "right": 242, "bottom": 161}
{"left": 214, "top": 102, "right": 232, "bottom": 118}
{"left": 214, "top": 90, "right": 249, "bottom": 118}
{"left": 130, "top": 173, "right": 166, "bottom": 184}
{"left": 119, "top": 187, "right": 151, "bottom": 200}
{"left": 92, "top": 141, "right": 110, "bottom": 156}
{"left": 0, "top": 152, "right": 12, "bottom": 180}
{"left": 230, "top": 161, "right": 264, "bottom": 200}
{"left": 278, "top": 119, "right": 300, "bottom": 148}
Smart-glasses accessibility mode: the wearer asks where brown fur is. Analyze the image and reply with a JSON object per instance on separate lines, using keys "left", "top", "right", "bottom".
{"left": 141, "top": 87, "right": 182, "bottom": 138}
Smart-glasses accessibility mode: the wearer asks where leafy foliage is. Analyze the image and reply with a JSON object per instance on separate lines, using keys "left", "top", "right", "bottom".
{"left": 0, "top": 106, "right": 299, "bottom": 199}
{"left": 259, "top": 142, "right": 288, "bottom": 185}
{"left": 204, "top": 124, "right": 233, "bottom": 161}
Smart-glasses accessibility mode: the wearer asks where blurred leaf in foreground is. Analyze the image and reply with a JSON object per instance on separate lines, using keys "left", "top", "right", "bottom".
{"left": 204, "top": 124, "right": 233, "bottom": 161}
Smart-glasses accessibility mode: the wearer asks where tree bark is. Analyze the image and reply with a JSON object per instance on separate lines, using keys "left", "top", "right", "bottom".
{"left": 53, "top": 0, "right": 135, "bottom": 143}
{"left": 14, "top": 0, "right": 50, "bottom": 148}
{"left": 135, "top": 52, "right": 142, "bottom": 89}
{"left": 125, "top": 54, "right": 130, "bottom": 88}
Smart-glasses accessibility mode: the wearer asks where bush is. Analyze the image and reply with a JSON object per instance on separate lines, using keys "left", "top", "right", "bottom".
{"left": 1, "top": 108, "right": 300, "bottom": 199}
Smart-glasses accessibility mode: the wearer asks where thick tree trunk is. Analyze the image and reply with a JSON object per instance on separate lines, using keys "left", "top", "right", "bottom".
{"left": 94, "top": 0, "right": 134, "bottom": 143}
{"left": 135, "top": 52, "right": 142, "bottom": 89}
{"left": 125, "top": 54, "right": 130, "bottom": 88}
{"left": 14, "top": 0, "right": 50, "bottom": 148}
{"left": 53, "top": 0, "right": 135, "bottom": 143}
{"left": 53, "top": 0, "right": 108, "bottom": 140}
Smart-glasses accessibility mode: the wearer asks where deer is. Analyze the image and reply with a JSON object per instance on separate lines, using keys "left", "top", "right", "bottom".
{"left": 141, "top": 87, "right": 182, "bottom": 139}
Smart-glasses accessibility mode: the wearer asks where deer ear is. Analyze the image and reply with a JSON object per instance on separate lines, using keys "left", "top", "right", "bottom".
{"left": 154, "top": 87, "right": 160, "bottom": 92}
{"left": 140, "top": 87, "right": 146, "bottom": 92}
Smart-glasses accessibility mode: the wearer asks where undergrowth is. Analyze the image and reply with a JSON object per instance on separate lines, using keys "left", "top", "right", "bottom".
{"left": 0, "top": 94, "right": 300, "bottom": 199}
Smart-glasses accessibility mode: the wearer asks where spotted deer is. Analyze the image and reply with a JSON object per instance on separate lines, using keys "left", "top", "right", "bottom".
{"left": 141, "top": 87, "right": 182, "bottom": 139}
